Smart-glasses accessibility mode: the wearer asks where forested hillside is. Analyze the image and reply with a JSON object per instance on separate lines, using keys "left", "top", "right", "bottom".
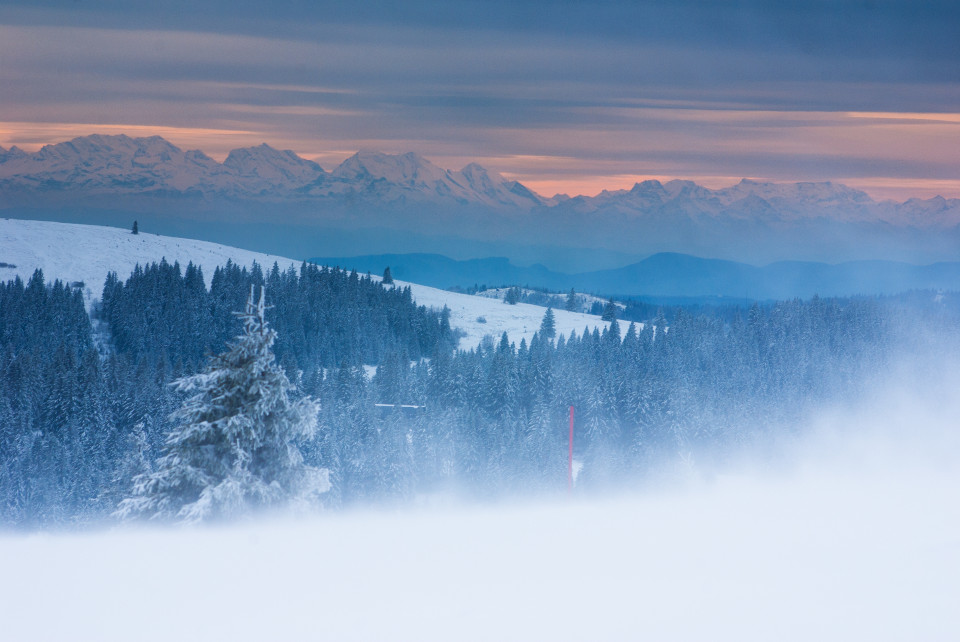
{"left": 0, "top": 262, "right": 455, "bottom": 526}
{"left": 100, "top": 258, "right": 456, "bottom": 373}
{"left": 1, "top": 260, "right": 956, "bottom": 525}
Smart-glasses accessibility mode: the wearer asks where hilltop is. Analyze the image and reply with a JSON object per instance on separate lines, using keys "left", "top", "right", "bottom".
{"left": 0, "top": 217, "right": 609, "bottom": 350}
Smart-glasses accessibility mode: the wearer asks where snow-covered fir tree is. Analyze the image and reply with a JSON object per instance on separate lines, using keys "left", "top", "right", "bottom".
{"left": 116, "top": 285, "right": 329, "bottom": 523}
{"left": 539, "top": 307, "right": 556, "bottom": 340}
{"left": 601, "top": 298, "right": 618, "bottom": 321}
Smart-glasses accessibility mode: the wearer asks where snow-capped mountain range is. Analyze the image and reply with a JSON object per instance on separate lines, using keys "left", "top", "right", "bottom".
{"left": 0, "top": 135, "right": 545, "bottom": 210}
{"left": 554, "top": 177, "right": 960, "bottom": 229}
{"left": 3, "top": 134, "right": 959, "bottom": 266}
{"left": 2, "top": 134, "right": 958, "bottom": 227}
{"left": 326, "top": 150, "right": 546, "bottom": 209}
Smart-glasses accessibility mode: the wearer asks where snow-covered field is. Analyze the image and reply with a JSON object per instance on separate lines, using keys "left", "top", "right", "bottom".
{"left": 0, "top": 218, "right": 609, "bottom": 350}
{"left": 400, "top": 282, "right": 610, "bottom": 351}
{"left": 0, "top": 217, "right": 301, "bottom": 302}
{"left": 2, "top": 376, "right": 958, "bottom": 642}
{"left": 477, "top": 286, "right": 625, "bottom": 313}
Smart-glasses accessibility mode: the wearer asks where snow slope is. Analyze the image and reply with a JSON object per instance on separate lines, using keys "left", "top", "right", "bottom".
{"left": 0, "top": 218, "right": 301, "bottom": 303}
{"left": 2, "top": 377, "right": 958, "bottom": 642}
{"left": 395, "top": 282, "right": 610, "bottom": 351}
{"left": 0, "top": 218, "right": 609, "bottom": 350}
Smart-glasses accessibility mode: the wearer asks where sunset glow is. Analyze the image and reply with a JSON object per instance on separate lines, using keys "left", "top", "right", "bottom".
{"left": 3, "top": 109, "right": 959, "bottom": 200}
{"left": 0, "top": 2, "right": 957, "bottom": 201}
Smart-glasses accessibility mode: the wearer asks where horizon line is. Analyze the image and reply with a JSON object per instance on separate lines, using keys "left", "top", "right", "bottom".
{"left": 2, "top": 130, "right": 957, "bottom": 203}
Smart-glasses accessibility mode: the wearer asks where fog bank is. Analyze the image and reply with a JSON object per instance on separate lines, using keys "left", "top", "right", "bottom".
{"left": 3, "top": 360, "right": 958, "bottom": 641}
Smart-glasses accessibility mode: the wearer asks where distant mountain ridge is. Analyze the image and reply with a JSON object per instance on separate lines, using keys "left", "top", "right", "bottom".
{"left": 0, "top": 134, "right": 546, "bottom": 209}
{"left": 3, "top": 134, "right": 959, "bottom": 266}
{"left": 3, "top": 134, "right": 959, "bottom": 224}
{"left": 546, "top": 177, "right": 960, "bottom": 229}
{"left": 313, "top": 251, "right": 960, "bottom": 300}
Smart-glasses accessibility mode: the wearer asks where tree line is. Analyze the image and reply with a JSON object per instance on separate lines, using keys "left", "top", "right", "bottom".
{"left": 1, "top": 261, "right": 955, "bottom": 526}
{"left": 0, "top": 261, "right": 455, "bottom": 526}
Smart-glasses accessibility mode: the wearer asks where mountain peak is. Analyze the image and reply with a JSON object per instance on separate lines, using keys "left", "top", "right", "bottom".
{"left": 722, "top": 178, "right": 874, "bottom": 205}
{"left": 460, "top": 162, "right": 490, "bottom": 175}
{"left": 333, "top": 150, "right": 446, "bottom": 184}
{"left": 223, "top": 144, "right": 323, "bottom": 185}
{"left": 0, "top": 145, "right": 27, "bottom": 162}
{"left": 459, "top": 162, "right": 503, "bottom": 188}
{"left": 224, "top": 142, "right": 300, "bottom": 161}
{"left": 29, "top": 134, "right": 187, "bottom": 167}
{"left": 455, "top": 162, "right": 545, "bottom": 208}
{"left": 349, "top": 150, "right": 428, "bottom": 163}
{"left": 65, "top": 133, "right": 180, "bottom": 152}
{"left": 225, "top": 142, "right": 274, "bottom": 156}
{"left": 631, "top": 179, "right": 665, "bottom": 192}
{"left": 662, "top": 179, "right": 714, "bottom": 199}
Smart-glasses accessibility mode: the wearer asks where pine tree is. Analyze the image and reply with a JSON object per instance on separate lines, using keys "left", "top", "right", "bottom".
{"left": 565, "top": 287, "right": 577, "bottom": 312}
{"left": 601, "top": 298, "right": 618, "bottom": 322}
{"left": 504, "top": 286, "right": 521, "bottom": 305}
{"left": 540, "top": 307, "right": 556, "bottom": 340}
{"left": 132, "top": 220, "right": 138, "bottom": 235}
{"left": 382, "top": 266, "right": 394, "bottom": 285}
{"left": 116, "top": 285, "right": 329, "bottom": 523}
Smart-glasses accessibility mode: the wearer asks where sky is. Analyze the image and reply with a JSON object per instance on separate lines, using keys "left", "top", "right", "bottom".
{"left": 0, "top": 0, "right": 958, "bottom": 200}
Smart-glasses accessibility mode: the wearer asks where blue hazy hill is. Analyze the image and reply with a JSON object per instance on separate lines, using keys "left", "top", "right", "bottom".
{"left": 311, "top": 252, "right": 960, "bottom": 300}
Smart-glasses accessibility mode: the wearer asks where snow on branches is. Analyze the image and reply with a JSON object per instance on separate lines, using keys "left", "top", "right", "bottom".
{"left": 116, "top": 285, "right": 329, "bottom": 523}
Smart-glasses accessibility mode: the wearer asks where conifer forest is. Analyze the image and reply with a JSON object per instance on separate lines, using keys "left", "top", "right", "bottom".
{"left": 2, "top": 257, "right": 956, "bottom": 527}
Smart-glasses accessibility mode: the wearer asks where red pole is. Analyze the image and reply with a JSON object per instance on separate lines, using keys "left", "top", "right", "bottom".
{"left": 568, "top": 405, "right": 574, "bottom": 494}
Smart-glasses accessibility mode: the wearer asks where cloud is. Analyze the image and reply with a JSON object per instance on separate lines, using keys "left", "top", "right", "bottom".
{"left": 1, "top": 2, "right": 959, "bottom": 199}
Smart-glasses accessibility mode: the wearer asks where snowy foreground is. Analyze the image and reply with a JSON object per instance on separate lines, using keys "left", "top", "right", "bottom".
{"left": 0, "top": 218, "right": 609, "bottom": 349}
{"left": 2, "top": 379, "right": 958, "bottom": 642}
